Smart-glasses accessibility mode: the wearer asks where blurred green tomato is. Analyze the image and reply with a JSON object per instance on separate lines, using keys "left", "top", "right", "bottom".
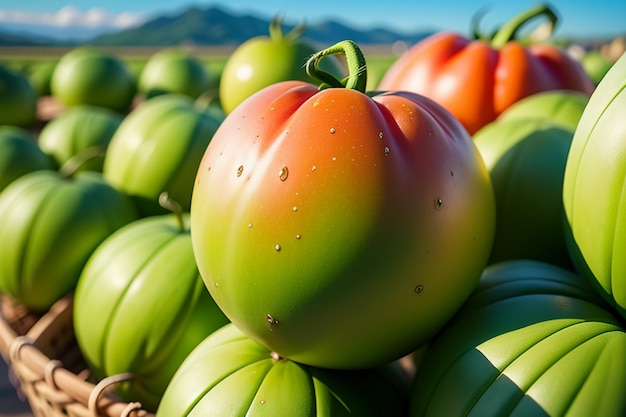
{"left": 219, "top": 17, "right": 343, "bottom": 114}
{"left": 581, "top": 50, "right": 614, "bottom": 85}
{"left": 51, "top": 47, "right": 136, "bottom": 113}
{"left": 138, "top": 48, "right": 212, "bottom": 99}
{"left": 0, "top": 126, "right": 52, "bottom": 192}
{"left": 38, "top": 105, "right": 123, "bottom": 172}
{"left": 0, "top": 65, "right": 38, "bottom": 127}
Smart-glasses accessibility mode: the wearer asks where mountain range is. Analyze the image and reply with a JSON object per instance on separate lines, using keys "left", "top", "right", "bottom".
{"left": 0, "top": 5, "right": 435, "bottom": 47}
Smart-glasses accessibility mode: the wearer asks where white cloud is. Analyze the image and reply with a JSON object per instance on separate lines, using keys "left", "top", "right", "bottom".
{"left": 0, "top": 6, "right": 145, "bottom": 29}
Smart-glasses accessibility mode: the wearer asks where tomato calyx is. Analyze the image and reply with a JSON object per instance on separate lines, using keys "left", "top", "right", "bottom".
{"left": 158, "top": 191, "right": 186, "bottom": 232}
{"left": 305, "top": 39, "right": 368, "bottom": 93}
{"left": 472, "top": 3, "right": 558, "bottom": 48}
{"left": 58, "top": 145, "right": 106, "bottom": 178}
{"left": 269, "top": 14, "right": 306, "bottom": 43}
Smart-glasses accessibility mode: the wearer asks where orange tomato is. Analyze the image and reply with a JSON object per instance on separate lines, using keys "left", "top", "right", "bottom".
{"left": 378, "top": 4, "right": 595, "bottom": 135}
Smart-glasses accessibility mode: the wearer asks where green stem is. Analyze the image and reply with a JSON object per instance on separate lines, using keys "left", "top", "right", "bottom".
{"left": 305, "top": 40, "right": 368, "bottom": 93}
{"left": 490, "top": 3, "right": 558, "bottom": 49}
{"left": 58, "top": 146, "right": 106, "bottom": 178}
{"left": 269, "top": 15, "right": 305, "bottom": 42}
{"left": 158, "top": 191, "right": 185, "bottom": 231}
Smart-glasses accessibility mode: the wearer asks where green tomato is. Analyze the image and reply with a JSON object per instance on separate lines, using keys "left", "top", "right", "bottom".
{"left": 51, "top": 47, "right": 136, "bottom": 114}
{"left": 103, "top": 94, "right": 222, "bottom": 216}
{"left": 219, "top": 17, "right": 344, "bottom": 114}
{"left": 0, "top": 65, "right": 38, "bottom": 128}
{"left": 473, "top": 117, "right": 574, "bottom": 269}
{"left": 37, "top": 105, "right": 123, "bottom": 172}
{"left": 27, "top": 60, "right": 57, "bottom": 97}
{"left": 0, "top": 170, "right": 138, "bottom": 311}
{"left": 581, "top": 50, "right": 614, "bottom": 85}
{"left": 74, "top": 210, "right": 229, "bottom": 411}
{"left": 138, "top": 48, "right": 212, "bottom": 100}
{"left": 156, "top": 322, "right": 410, "bottom": 416}
{"left": 410, "top": 260, "right": 626, "bottom": 417}
{"left": 563, "top": 51, "right": 626, "bottom": 317}
{"left": 496, "top": 89, "right": 589, "bottom": 132}
{"left": 0, "top": 126, "right": 53, "bottom": 192}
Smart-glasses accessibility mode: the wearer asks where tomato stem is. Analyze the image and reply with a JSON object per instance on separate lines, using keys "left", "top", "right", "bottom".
{"left": 489, "top": 3, "right": 558, "bottom": 49}
{"left": 158, "top": 191, "right": 185, "bottom": 231}
{"left": 58, "top": 145, "right": 106, "bottom": 178}
{"left": 269, "top": 15, "right": 305, "bottom": 42}
{"left": 305, "top": 40, "right": 368, "bottom": 93}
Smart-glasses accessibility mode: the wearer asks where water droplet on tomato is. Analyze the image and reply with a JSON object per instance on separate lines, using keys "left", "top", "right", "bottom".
{"left": 434, "top": 198, "right": 443, "bottom": 209}
{"left": 384, "top": 146, "right": 390, "bottom": 156}
{"left": 330, "top": 127, "right": 336, "bottom": 134}
{"left": 236, "top": 165, "right": 244, "bottom": 177}
{"left": 292, "top": 206, "right": 298, "bottom": 212}
{"left": 274, "top": 244, "right": 281, "bottom": 251}
{"left": 415, "top": 285, "right": 424, "bottom": 294}
{"left": 248, "top": 223, "right": 253, "bottom": 228}
{"left": 295, "top": 234, "right": 301, "bottom": 239}
{"left": 378, "top": 131, "right": 384, "bottom": 139}
{"left": 311, "top": 165, "right": 317, "bottom": 171}
{"left": 332, "top": 156, "right": 337, "bottom": 162}
{"left": 278, "top": 165, "right": 289, "bottom": 181}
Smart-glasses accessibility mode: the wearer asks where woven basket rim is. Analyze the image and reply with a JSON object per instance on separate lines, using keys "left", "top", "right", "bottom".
{"left": 0, "top": 293, "right": 155, "bottom": 417}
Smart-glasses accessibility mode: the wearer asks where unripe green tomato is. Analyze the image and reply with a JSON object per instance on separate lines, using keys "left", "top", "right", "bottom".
{"left": 51, "top": 47, "right": 136, "bottom": 114}
{"left": 37, "top": 105, "right": 123, "bottom": 172}
{"left": 0, "top": 65, "right": 38, "bottom": 127}
{"left": 74, "top": 211, "right": 229, "bottom": 411}
{"left": 563, "top": 51, "right": 626, "bottom": 317}
{"left": 27, "top": 60, "right": 57, "bottom": 97}
{"left": 0, "top": 170, "right": 139, "bottom": 311}
{"left": 138, "top": 48, "right": 212, "bottom": 100}
{"left": 473, "top": 117, "right": 574, "bottom": 269}
{"left": 103, "top": 94, "right": 222, "bottom": 216}
{"left": 0, "top": 126, "right": 53, "bottom": 192}
{"left": 219, "top": 18, "right": 343, "bottom": 114}
{"left": 581, "top": 50, "right": 614, "bottom": 85}
{"left": 495, "top": 89, "right": 589, "bottom": 131}
{"left": 156, "top": 322, "right": 410, "bottom": 417}
{"left": 410, "top": 260, "right": 626, "bottom": 417}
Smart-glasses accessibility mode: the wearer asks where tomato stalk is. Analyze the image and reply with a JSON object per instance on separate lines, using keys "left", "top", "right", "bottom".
{"left": 158, "top": 191, "right": 185, "bottom": 231}
{"left": 473, "top": 3, "right": 558, "bottom": 49}
{"left": 58, "top": 145, "right": 106, "bottom": 178}
{"left": 305, "top": 40, "right": 368, "bottom": 92}
{"left": 269, "top": 14, "right": 305, "bottom": 43}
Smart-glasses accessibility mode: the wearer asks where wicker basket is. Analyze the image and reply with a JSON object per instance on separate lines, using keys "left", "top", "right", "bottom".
{"left": 0, "top": 293, "right": 155, "bottom": 417}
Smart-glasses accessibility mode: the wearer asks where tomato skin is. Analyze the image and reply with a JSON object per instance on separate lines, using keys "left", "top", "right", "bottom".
{"left": 378, "top": 31, "right": 594, "bottom": 135}
{"left": 191, "top": 80, "right": 496, "bottom": 369}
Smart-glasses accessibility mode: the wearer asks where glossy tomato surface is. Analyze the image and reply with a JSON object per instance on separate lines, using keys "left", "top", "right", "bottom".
{"left": 191, "top": 79, "right": 496, "bottom": 369}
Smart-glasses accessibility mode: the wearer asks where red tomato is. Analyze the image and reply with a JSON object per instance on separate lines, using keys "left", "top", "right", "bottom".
{"left": 191, "top": 41, "right": 496, "bottom": 369}
{"left": 378, "top": 4, "right": 595, "bottom": 135}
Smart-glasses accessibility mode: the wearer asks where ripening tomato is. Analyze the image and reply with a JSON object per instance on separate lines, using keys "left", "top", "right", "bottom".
{"left": 378, "top": 4, "right": 594, "bottom": 135}
{"left": 191, "top": 41, "right": 496, "bottom": 369}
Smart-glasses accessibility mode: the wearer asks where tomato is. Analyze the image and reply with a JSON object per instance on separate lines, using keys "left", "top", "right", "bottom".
{"left": 74, "top": 196, "right": 228, "bottom": 411}
{"left": 378, "top": 4, "right": 594, "bottom": 135}
{"left": 138, "top": 48, "right": 212, "bottom": 100}
{"left": 409, "top": 260, "right": 626, "bottom": 417}
{"left": 473, "top": 117, "right": 575, "bottom": 269}
{"left": 191, "top": 41, "right": 495, "bottom": 369}
{"left": 156, "top": 322, "right": 410, "bottom": 416}
{"left": 0, "top": 64, "right": 38, "bottom": 128}
{"left": 0, "top": 169, "right": 138, "bottom": 311}
{"left": 219, "top": 16, "right": 343, "bottom": 114}
{"left": 103, "top": 94, "right": 222, "bottom": 216}
{"left": 50, "top": 47, "right": 136, "bottom": 114}
{"left": 563, "top": 51, "right": 626, "bottom": 317}
{"left": 37, "top": 105, "right": 123, "bottom": 172}
{"left": 0, "top": 126, "right": 53, "bottom": 192}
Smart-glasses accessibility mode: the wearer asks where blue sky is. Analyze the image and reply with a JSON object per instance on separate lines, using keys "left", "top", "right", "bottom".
{"left": 1, "top": 0, "right": 624, "bottom": 38}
